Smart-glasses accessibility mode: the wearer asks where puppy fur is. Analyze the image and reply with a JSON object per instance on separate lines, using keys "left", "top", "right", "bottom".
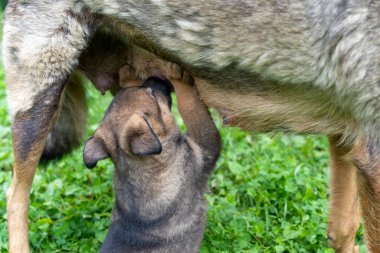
{"left": 83, "top": 74, "right": 220, "bottom": 253}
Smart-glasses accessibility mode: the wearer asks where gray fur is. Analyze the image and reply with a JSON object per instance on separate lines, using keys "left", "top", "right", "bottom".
{"left": 42, "top": 72, "right": 87, "bottom": 159}
{"left": 83, "top": 78, "right": 220, "bottom": 253}
{"left": 4, "top": 0, "right": 380, "bottom": 144}
{"left": 4, "top": 0, "right": 380, "bottom": 252}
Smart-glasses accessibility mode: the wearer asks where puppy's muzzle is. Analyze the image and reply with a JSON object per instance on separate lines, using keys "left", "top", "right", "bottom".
{"left": 143, "top": 77, "right": 172, "bottom": 108}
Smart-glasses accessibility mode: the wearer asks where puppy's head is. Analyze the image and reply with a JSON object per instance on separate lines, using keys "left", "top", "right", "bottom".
{"left": 83, "top": 77, "right": 176, "bottom": 168}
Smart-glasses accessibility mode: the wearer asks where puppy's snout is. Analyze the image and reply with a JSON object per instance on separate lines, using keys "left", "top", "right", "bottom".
{"left": 143, "top": 77, "right": 171, "bottom": 96}
{"left": 143, "top": 77, "right": 172, "bottom": 108}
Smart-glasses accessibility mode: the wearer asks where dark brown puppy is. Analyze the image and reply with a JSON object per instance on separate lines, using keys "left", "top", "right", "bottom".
{"left": 83, "top": 74, "right": 221, "bottom": 253}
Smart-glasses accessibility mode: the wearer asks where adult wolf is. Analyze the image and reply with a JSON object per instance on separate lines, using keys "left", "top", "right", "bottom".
{"left": 3, "top": 0, "right": 380, "bottom": 252}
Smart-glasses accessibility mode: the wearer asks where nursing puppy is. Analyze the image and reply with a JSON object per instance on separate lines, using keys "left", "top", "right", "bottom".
{"left": 83, "top": 73, "right": 221, "bottom": 253}
{"left": 5, "top": 1, "right": 380, "bottom": 252}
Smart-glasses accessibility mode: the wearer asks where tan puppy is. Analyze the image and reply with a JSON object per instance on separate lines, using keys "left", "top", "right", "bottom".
{"left": 83, "top": 72, "right": 221, "bottom": 252}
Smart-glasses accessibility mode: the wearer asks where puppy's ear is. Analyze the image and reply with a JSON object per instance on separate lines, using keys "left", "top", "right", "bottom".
{"left": 129, "top": 118, "right": 162, "bottom": 156}
{"left": 83, "top": 136, "right": 109, "bottom": 168}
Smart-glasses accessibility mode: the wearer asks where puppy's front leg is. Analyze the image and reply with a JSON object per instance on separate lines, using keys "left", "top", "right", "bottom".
{"left": 172, "top": 74, "right": 221, "bottom": 170}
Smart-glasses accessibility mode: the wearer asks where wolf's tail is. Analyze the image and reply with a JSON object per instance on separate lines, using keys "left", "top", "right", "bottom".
{"left": 41, "top": 72, "right": 88, "bottom": 160}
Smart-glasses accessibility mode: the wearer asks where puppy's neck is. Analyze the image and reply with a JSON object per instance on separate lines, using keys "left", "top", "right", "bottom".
{"left": 112, "top": 142, "right": 185, "bottom": 220}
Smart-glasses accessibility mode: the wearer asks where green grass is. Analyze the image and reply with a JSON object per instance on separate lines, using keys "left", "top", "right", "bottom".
{"left": 0, "top": 67, "right": 366, "bottom": 252}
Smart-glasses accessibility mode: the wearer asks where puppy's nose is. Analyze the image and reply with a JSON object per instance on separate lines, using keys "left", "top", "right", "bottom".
{"left": 143, "top": 77, "right": 171, "bottom": 96}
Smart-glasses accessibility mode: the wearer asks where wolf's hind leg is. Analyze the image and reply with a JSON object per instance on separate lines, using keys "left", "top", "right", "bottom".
{"left": 327, "top": 136, "right": 360, "bottom": 253}
{"left": 349, "top": 139, "right": 380, "bottom": 253}
{"left": 3, "top": 3, "right": 93, "bottom": 252}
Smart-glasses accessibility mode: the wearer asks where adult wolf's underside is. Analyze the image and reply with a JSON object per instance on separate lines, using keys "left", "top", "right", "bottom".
{"left": 3, "top": 0, "right": 380, "bottom": 252}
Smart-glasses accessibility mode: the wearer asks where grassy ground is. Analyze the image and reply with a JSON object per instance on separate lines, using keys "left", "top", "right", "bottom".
{"left": 0, "top": 22, "right": 366, "bottom": 253}
{"left": 0, "top": 69, "right": 367, "bottom": 252}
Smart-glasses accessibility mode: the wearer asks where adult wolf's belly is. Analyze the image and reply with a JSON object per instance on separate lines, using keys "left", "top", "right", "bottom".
{"left": 195, "top": 77, "right": 356, "bottom": 137}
